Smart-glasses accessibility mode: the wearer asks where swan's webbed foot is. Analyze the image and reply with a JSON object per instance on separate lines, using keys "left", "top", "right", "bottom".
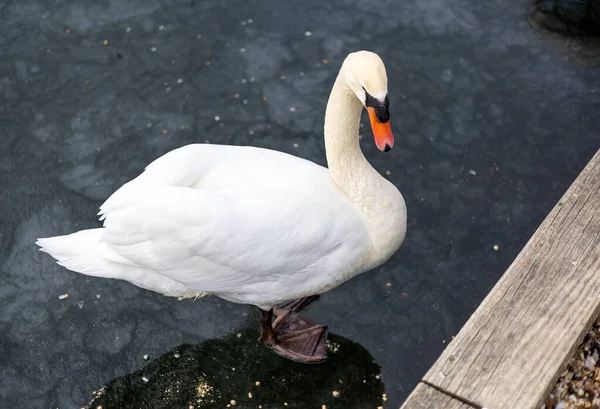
{"left": 258, "top": 297, "right": 327, "bottom": 364}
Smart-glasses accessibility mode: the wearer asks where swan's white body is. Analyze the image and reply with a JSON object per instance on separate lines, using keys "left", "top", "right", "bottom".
{"left": 37, "top": 51, "right": 407, "bottom": 310}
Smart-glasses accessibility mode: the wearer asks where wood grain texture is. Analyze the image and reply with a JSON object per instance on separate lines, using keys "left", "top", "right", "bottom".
{"left": 423, "top": 149, "right": 600, "bottom": 409}
{"left": 400, "top": 383, "right": 475, "bottom": 409}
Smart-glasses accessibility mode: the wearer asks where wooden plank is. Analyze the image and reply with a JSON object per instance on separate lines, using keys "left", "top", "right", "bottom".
{"left": 423, "top": 149, "right": 600, "bottom": 409}
{"left": 400, "top": 383, "right": 475, "bottom": 409}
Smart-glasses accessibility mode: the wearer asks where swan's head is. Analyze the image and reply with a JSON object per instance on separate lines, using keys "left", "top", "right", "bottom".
{"left": 341, "top": 51, "right": 394, "bottom": 152}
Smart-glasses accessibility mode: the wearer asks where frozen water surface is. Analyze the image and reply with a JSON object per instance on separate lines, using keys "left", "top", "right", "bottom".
{"left": 0, "top": 0, "right": 599, "bottom": 407}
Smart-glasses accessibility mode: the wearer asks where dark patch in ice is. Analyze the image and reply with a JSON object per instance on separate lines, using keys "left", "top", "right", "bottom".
{"left": 86, "top": 327, "right": 384, "bottom": 409}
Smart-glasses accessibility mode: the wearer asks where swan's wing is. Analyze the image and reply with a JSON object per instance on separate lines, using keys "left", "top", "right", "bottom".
{"left": 98, "top": 183, "right": 369, "bottom": 299}
{"left": 124, "top": 143, "right": 325, "bottom": 191}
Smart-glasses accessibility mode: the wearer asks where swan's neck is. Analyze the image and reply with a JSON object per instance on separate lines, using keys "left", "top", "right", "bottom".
{"left": 324, "top": 74, "right": 378, "bottom": 196}
{"left": 323, "top": 74, "right": 407, "bottom": 266}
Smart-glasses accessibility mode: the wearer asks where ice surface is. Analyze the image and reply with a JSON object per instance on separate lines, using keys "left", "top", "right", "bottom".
{"left": 1, "top": 0, "right": 599, "bottom": 407}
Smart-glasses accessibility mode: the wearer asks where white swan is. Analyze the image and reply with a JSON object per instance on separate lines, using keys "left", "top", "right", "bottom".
{"left": 37, "top": 50, "right": 407, "bottom": 363}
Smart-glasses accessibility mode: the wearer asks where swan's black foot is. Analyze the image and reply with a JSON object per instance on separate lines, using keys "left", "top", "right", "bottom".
{"left": 258, "top": 303, "right": 328, "bottom": 364}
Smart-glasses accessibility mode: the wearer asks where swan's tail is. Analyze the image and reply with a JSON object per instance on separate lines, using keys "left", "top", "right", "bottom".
{"left": 36, "top": 229, "right": 193, "bottom": 296}
{"left": 36, "top": 228, "right": 122, "bottom": 279}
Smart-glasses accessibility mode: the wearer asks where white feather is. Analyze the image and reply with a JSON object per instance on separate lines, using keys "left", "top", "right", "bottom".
{"left": 39, "top": 144, "right": 371, "bottom": 308}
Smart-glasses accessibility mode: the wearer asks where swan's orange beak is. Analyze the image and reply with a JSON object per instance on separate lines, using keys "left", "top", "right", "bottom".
{"left": 368, "top": 107, "right": 394, "bottom": 152}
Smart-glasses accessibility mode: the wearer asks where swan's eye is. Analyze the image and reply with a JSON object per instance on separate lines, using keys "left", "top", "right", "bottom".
{"left": 364, "top": 91, "right": 390, "bottom": 124}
